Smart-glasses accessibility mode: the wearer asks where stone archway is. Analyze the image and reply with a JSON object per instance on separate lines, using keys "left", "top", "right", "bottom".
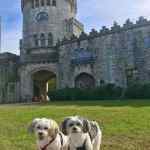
{"left": 75, "top": 73, "right": 95, "bottom": 89}
{"left": 32, "top": 70, "right": 56, "bottom": 101}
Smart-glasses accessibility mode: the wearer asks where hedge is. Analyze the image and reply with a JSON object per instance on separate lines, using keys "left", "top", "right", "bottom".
{"left": 48, "top": 84, "right": 123, "bottom": 101}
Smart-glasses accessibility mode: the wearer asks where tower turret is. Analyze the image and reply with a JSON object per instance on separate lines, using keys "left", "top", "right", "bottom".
{"left": 20, "top": 0, "right": 83, "bottom": 56}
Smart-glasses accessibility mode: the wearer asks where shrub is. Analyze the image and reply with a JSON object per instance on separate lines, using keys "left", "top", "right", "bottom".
{"left": 125, "top": 83, "right": 150, "bottom": 99}
{"left": 48, "top": 84, "right": 123, "bottom": 101}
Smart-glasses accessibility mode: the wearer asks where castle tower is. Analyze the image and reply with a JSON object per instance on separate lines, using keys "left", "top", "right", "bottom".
{"left": 20, "top": 0, "right": 84, "bottom": 101}
{"left": 20, "top": 0, "right": 83, "bottom": 55}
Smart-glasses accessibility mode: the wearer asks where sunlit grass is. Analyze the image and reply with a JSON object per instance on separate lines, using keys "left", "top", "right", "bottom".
{"left": 0, "top": 100, "right": 150, "bottom": 150}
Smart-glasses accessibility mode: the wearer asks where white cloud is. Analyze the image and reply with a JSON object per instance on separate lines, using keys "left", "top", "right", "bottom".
{"left": 2, "top": 25, "right": 21, "bottom": 54}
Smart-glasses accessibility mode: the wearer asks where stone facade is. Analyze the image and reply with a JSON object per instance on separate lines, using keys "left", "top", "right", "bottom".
{"left": 1, "top": 1, "right": 150, "bottom": 103}
{"left": 0, "top": 53, "right": 20, "bottom": 103}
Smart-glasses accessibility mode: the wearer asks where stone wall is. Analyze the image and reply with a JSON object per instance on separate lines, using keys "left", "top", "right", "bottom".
{"left": 59, "top": 17, "right": 150, "bottom": 88}
{"left": 19, "top": 62, "right": 58, "bottom": 101}
{"left": 0, "top": 53, "right": 20, "bottom": 103}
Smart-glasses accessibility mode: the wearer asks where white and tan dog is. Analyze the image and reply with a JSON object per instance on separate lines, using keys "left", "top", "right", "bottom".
{"left": 29, "top": 118, "right": 68, "bottom": 150}
{"left": 61, "top": 116, "right": 102, "bottom": 150}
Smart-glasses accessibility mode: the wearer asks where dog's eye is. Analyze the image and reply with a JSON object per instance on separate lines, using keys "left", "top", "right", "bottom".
{"left": 69, "top": 123, "right": 74, "bottom": 127}
{"left": 37, "top": 126, "right": 41, "bottom": 129}
{"left": 76, "top": 123, "right": 81, "bottom": 126}
{"left": 44, "top": 127, "right": 48, "bottom": 130}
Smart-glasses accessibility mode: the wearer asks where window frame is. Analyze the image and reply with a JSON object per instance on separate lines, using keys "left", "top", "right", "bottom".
{"left": 35, "top": 0, "right": 40, "bottom": 7}
{"left": 52, "top": 0, "right": 56, "bottom": 6}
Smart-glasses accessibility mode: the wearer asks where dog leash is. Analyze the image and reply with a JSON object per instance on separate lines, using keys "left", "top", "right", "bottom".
{"left": 59, "top": 132, "right": 64, "bottom": 146}
{"left": 40, "top": 137, "right": 56, "bottom": 150}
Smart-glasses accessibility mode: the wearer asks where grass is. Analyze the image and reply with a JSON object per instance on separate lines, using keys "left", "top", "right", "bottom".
{"left": 0, "top": 100, "right": 150, "bottom": 150}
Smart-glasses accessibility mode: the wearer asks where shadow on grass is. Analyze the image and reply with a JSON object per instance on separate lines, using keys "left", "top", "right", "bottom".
{"left": 3, "top": 99, "right": 150, "bottom": 108}
{"left": 33, "top": 99, "right": 150, "bottom": 108}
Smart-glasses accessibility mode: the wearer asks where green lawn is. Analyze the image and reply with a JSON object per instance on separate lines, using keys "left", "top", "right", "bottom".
{"left": 0, "top": 100, "right": 150, "bottom": 150}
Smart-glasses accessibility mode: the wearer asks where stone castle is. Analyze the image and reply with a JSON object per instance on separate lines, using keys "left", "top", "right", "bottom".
{"left": 1, "top": 0, "right": 150, "bottom": 103}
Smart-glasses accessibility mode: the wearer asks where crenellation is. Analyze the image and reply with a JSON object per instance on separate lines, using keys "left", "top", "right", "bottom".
{"left": 100, "top": 26, "right": 110, "bottom": 35}
{"left": 110, "top": 21, "right": 121, "bottom": 32}
{"left": 79, "top": 31, "right": 88, "bottom": 40}
{"left": 89, "top": 29, "right": 99, "bottom": 38}
{"left": 136, "top": 16, "right": 149, "bottom": 26}
{"left": 123, "top": 19, "right": 134, "bottom": 29}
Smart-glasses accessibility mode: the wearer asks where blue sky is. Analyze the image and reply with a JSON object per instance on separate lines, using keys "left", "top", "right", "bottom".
{"left": 1, "top": 0, "right": 150, "bottom": 54}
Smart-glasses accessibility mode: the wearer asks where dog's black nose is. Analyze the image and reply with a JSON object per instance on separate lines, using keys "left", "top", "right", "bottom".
{"left": 38, "top": 132, "right": 43, "bottom": 136}
{"left": 73, "top": 127, "right": 77, "bottom": 131}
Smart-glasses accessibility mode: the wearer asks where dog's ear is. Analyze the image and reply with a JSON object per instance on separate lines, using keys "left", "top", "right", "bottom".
{"left": 82, "top": 119, "right": 91, "bottom": 133}
{"left": 28, "top": 118, "right": 40, "bottom": 133}
{"left": 60, "top": 118, "right": 70, "bottom": 135}
{"left": 48, "top": 119, "right": 59, "bottom": 138}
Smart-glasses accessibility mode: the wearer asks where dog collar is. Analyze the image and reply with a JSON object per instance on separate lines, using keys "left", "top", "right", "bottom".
{"left": 68, "top": 139, "right": 87, "bottom": 150}
{"left": 40, "top": 137, "right": 56, "bottom": 150}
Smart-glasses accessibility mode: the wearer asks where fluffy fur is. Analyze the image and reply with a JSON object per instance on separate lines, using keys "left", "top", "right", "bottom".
{"left": 29, "top": 118, "right": 68, "bottom": 150}
{"left": 61, "top": 116, "right": 102, "bottom": 150}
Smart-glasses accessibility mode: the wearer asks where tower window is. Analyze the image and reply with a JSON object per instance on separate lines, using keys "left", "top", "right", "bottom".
{"left": 31, "top": 0, "right": 34, "bottom": 8}
{"left": 47, "top": 0, "right": 51, "bottom": 6}
{"left": 40, "top": 33, "right": 46, "bottom": 47}
{"left": 41, "top": 0, "right": 45, "bottom": 6}
{"left": 52, "top": 0, "right": 56, "bottom": 6}
{"left": 33, "top": 34, "right": 39, "bottom": 47}
{"left": 48, "top": 33, "right": 53, "bottom": 46}
{"left": 35, "top": 0, "right": 40, "bottom": 7}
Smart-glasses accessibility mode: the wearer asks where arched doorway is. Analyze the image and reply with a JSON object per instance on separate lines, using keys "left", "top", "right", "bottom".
{"left": 75, "top": 73, "right": 95, "bottom": 89}
{"left": 32, "top": 70, "right": 56, "bottom": 101}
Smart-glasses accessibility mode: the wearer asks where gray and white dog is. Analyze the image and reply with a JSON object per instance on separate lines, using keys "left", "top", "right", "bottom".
{"left": 61, "top": 116, "right": 102, "bottom": 150}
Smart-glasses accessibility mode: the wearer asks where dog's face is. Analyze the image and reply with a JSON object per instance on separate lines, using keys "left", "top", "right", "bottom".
{"left": 29, "top": 118, "right": 59, "bottom": 140}
{"left": 61, "top": 116, "right": 91, "bottom": 135}
{"left": 66, "top": 117, "right": 83, "bottom": 134}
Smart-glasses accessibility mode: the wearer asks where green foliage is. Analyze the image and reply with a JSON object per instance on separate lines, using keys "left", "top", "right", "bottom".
{"left": 48, "top": 78, "right": 56, "bottom": 91}
{"left": 48, "top": 83, "right": 150, "bottom": 100}
{"left": 125, "top": 83, "right": 150, "bottom": 99}
{"left": 48, "top": 84, "right": 123, "bottom": 101}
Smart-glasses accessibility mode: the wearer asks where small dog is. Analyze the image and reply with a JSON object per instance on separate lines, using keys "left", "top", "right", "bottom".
{"left": 28, "top": 118, "right": 68, "bottom": 150}
{"left": 61, "top": 116, "right": 102, "bottom": 150}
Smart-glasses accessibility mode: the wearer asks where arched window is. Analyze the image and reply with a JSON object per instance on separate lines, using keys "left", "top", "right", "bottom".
{"left": 48, "top": 33, "right": 53, "bottom": 46}
{"left": 33, "top": 34, "right": 39, "bottom": 47}
{"left": 40, "top": 33, "right": 46, "bottom": 47}
{"left": 35, "top": 0, "right": 39, "bottom": 7}
{"left": 52, "top": 0, "right": 56, "bottom": 6}
{"left": 31, "top": 0, "right": 34, "bottom": 8}
{"left": 41, "top": 0, "right": 45, "bottom": 6}
{"left": 47, "top": 0, "right": 51, "bottom": 6}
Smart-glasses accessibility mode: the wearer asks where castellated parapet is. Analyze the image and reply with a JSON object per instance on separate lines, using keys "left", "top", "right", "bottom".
{"left": 58, "top": 17, "right": 150, "bottom": 88}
